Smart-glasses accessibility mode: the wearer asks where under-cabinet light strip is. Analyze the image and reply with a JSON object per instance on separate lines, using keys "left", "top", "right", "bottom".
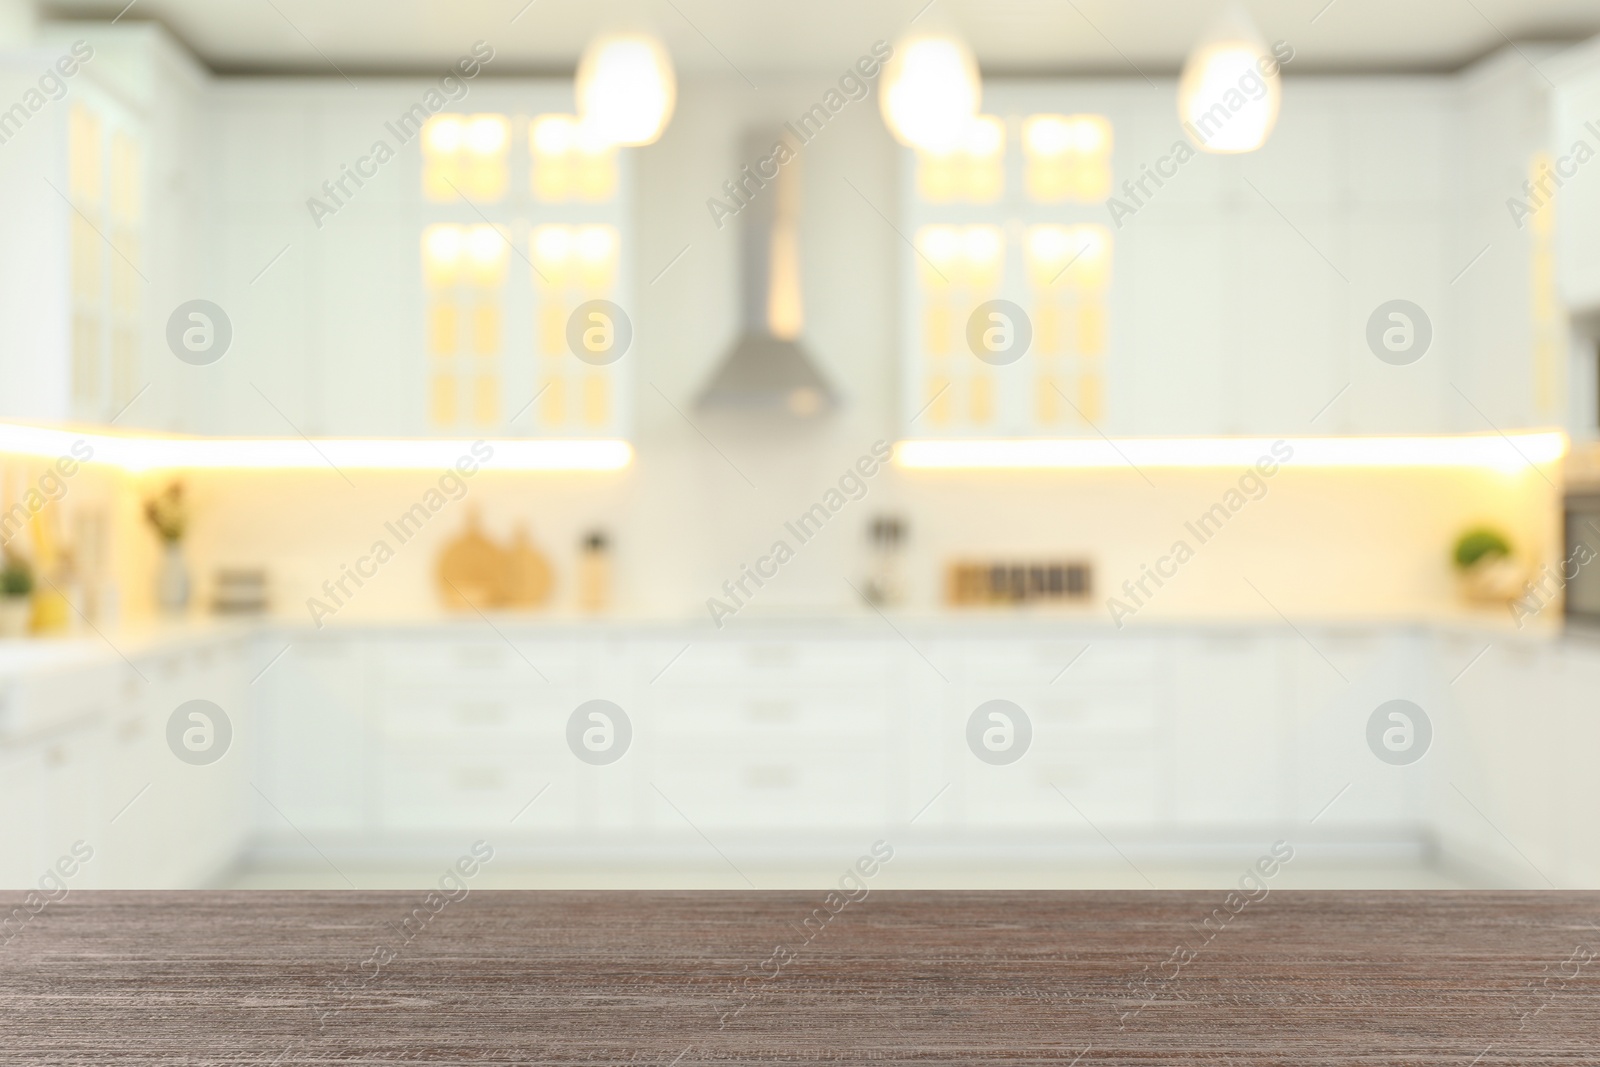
{"left": 893, "top": 432, "right": 1568, "bottom": 471}
{"left": 0, "top": 422, "right": 633, "bottom": 472}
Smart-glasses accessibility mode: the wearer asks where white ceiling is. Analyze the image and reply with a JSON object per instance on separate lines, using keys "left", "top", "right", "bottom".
{"left": 40, "top": 0, "right": 1600, "bottom": 76}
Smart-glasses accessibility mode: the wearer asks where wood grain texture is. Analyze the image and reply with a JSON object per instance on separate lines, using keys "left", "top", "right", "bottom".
{"left": 2, "top": 891, "right": 1598, "bottom": 1064}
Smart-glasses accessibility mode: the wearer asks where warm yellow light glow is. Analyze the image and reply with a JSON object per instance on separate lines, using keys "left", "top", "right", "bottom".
{"left": 960, "top": 225, "right": 1002, "bottom": 271}
{"left": 576, "top": 34, "right": 677, "bottom": 147}
{"left": 960, "top": 114, "right": 1004, "bottom": 159}
{"left": 574, "top": 226, "right": 616, "bottom": 265}
{"left": 424, "top": 115, "right": 463, "bottom": 155}
{"left": 423, "top": 225, "right": 464, "bottom": 286}
{"left": 533, "top": 226, "right": 572, "bottom": 264}
{"left": 0, "top": 422, "right": 633, "bottom": 472}
{"left": 918, "top": 225, "right": 961, "bottom": 276}
{"left": 1024, "top": 114, "right": 1109, "bottom": 157}
{"left": 1178, "top": 7, "right": 1282, "bottom": 154}
{"left": 1026, "top": 224, "right": 1111, "bottom": 288}
{"left": 893, "top": 433, "right": 1568, "bottom": 472}
{"left": 574, "top": 225, "right": 619, "bottom": 288}
{"left": 465, "top": 114, "right": 508, "bottom": 155}
{"left": 1021, "top": 113, "right": 1113, "bottom": 202}
{"left": 532, "top": 113, "right": 577, "bottom": 155}
{"left": 532, "top": 225, "right": 572, "bottom": 285}
{"left": 881, "top": 35, "right": 980, "bottom": 152}
{"left": 464, "top": 224, "right": 508, "bottom": 285}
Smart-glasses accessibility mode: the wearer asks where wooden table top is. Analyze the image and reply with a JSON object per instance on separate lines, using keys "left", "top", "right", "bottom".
{"left": 2, "top": 891, "right": 1597, "bottom": 1064}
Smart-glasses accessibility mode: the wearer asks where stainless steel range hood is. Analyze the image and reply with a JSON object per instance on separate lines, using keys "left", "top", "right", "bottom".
{"left": 697, "top": 130, "right": 838, "bottom": 416}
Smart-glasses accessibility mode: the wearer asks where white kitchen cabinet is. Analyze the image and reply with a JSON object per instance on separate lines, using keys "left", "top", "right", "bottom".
{"left": 254, "top": 636, "right": 370, "bottom": 836}
{"left": 640, "top": 634, "right": 902, "bottom": 837}
{"left": 0, "top": 25, "right": 212, "bottom": 433}
{"left": 1552, "top": 38, "right": 1600, "bottom": 317}
{"left": 941, "top": 634, "right": 1163, "bottom": 832}
{"left": 895, "top": 69, "right": 1559, "bottom": 439}
{"left": 1551, "top": 637, "right": 1600, "bottom": 885}
{"left": 0, "top": 617, "right": 1551, "bottom": 885}
{"left": 201, "top": 79, "right": 635, "bottom": 439}
{"left": 97, "top": 667, "right": 165, "bottom": 886}
{"left": 1167, "top": 631, "right": 1288, "bottom": 826}
{"left": 109, "top": 637, "right": 250, "bottom": 887}
{"left": 1434, "top": 638, "right": 1566, "bottom": 886}
{"left": 0, "top": 741, "right": 37, "bottom": 887}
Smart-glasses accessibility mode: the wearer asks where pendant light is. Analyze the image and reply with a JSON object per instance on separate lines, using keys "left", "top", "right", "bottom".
{"left": 880, "top": 33, "right": 981, "bottom": 153}
{"left": 1177, "top": 4, "right": 1282, "bottom": 154}
{"left": 576, "top": 34, "right": 677, "bottom": 147}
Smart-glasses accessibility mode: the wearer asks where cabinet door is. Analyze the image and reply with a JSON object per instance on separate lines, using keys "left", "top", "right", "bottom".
{"left": 373, "top": 634, "right": 582, "bottom": 837}
{"left": 1169, "top": 631, "right": 1287, "bottom": 826}
{"left": 99, "top": 668, "right": 166, "bottom": 887}
{"left": 255, "top": 639, "right": 370, "bottom": 834}
{"left": 1435, "top": 639, "right": 1564, "bottom": 887}
{"left": 0, "top": 742, "right": 43, "bottom": 888}
{"left": 1286, "top": 628, "right": 1418, "bottom": 832}
{"left": 30, "top": 723, "right": 107, "bottom": 888}
{"left": 641, "top": 637, "right": 900, "bottom": 840}
{"left": 1554, "top": 640, "right": 1600, "bottom": 887}
{"left": 1555, "top": 49, "right": 1600, "bottom": 312}
{"left": 944, "top": 635, "right": 1163, "bottom": 832}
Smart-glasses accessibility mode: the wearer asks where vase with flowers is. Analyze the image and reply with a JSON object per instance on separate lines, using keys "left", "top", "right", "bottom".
{"left": 144, "top": 482, "right": 190, "bottom": 615}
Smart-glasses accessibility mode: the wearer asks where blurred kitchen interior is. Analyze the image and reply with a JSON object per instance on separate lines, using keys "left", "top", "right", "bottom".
{"left": 3, "top": 0, "right": 1600, "bottom": 891}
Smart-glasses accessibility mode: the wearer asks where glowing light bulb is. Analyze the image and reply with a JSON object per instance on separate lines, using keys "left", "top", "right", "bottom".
{"left": 880, "top": 34, "right": 980, "bottom": 153}
{"left": 1177, "top": 5, "right": 1283, "bottom": 154}
{"left": 576, "top": 34, "right": 677, "bottom": 147}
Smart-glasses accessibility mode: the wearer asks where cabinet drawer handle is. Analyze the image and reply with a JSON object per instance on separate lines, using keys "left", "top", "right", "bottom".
{"left": 746, "top": 701, "right": 796, "bottom": 723}
{"left": 452, "top": 768, "right": 504, "bottom": 790}
{"left": 455, "top": 704, "right": 509, "bottom": 725}
{"left": 744, "top": 765, "right": 796, "bottom": 789}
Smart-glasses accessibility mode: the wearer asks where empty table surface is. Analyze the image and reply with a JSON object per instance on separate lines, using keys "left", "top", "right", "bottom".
{"left": 1, "top": 891, "right": 1597, "bottom": 1064}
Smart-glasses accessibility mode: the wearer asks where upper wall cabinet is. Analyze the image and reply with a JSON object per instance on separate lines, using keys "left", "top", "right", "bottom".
{"left": 1553, "top": 38, "right": 1600, "bottom": 315}
{"left": 197, "top": 77, "right": 635, "bottom": 439}
{"left": 0, "top": 26, "right": 207, "bottom": 433}
{"left": 898, "top": 73, "right": 1557, "bottom": 438}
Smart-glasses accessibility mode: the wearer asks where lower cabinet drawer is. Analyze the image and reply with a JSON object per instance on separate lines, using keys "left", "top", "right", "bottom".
{"left": 378, "top": 741, "right": 559, "bottom": 831}
{"left": 646, "top": 742, "right": 895, "bottom": 830}
{"left": 956, "top": 751, "right": 1162, "bottom": 827}
{"left": 379, "top": 688, "right": 543, "bottom": 739}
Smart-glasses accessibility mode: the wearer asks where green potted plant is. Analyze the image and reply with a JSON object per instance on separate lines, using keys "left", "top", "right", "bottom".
{"left": 1453, "top": 526, "right": 1524, "bottom": 604}
{"left": 144, "top": 481, "right": 190, "bottom": 614}
{"left": 0, "top": 552, "right": 34, "bottom": 637}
